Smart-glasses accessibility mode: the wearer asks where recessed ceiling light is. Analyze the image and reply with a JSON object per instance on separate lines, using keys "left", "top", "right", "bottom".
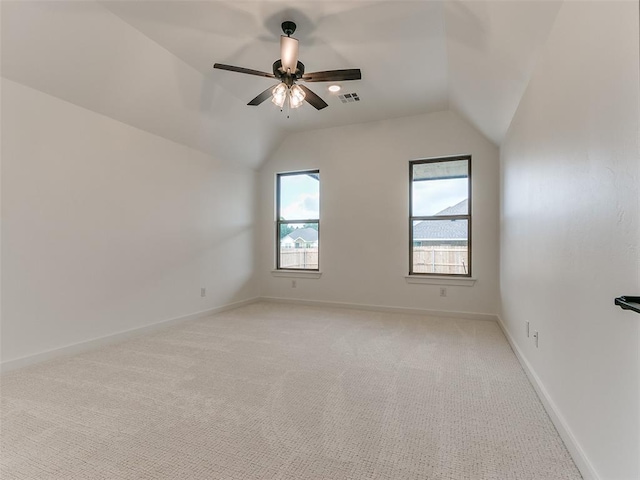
{"left": 328, "top": 85, "right": 341, "bottom": 93}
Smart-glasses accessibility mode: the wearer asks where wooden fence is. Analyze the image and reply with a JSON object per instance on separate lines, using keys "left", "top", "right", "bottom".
{"left": 279, "top": 246, "right": 467, "bottom": 274}
{"left": 280, "top": 248, "right": 319, "bottom": 269}
{"left": 413, "top": 246, "right": 468, "bottom": 274}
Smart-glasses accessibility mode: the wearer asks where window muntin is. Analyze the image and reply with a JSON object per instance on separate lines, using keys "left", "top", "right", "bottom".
{"left": 410, "top": 157, "right": 471, "bottom": 276}
{"left": 276, "top": 171, "right": 319, "bottom": 270}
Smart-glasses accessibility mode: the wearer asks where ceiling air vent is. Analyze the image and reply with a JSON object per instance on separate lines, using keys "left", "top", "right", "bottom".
{"left": 338, "top": 93, "right": 360, "bottom": 103}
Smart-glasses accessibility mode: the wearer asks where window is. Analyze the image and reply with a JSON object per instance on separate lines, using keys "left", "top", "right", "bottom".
{"left": 276, "top": 170, "right": 320, "bottom": 270}
{"left": 409, "top": 156, "right": 471, "bottom": 276}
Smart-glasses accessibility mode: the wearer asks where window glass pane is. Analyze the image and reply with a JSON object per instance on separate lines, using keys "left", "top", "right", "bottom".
{"left": 412, "top": 219, "right": 469, "bottom": 274}
{"left": 279, "top": 173, "right": 320, "bottom": 221}
{"left": 279, "top": 223, "right": 319, "bottom": 269}
{"left": 412, "top": 160, "right": 468, "bottom": 216}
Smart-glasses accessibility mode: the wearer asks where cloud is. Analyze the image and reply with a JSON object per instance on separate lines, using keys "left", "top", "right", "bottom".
{"left": 302, "top": 195, "right": 319, "bottom": 211}
{"left": 413, "top": 179, "right": 467, "bottom": 216}
{"left": 282, "top": 193, "right": 320, "bottom": 221}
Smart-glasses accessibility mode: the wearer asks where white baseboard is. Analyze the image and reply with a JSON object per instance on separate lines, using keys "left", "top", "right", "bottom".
{"left": 496, "top": 315, "right": 599, "bottom": 480}
{"left": 260, "top": 296, "right": 498, "bottom": 322}
{"left": 0, "top": 297, "right": 260, "bottom": 373}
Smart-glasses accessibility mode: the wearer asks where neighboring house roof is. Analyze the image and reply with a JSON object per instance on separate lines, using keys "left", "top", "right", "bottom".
{"left": 283, "top": 228, "right": 318, "bottom": 243}
{"left": 434, "top": 199, "right": 468, "bottom": 216}
{"left": 414, "top": 199, "right": 468, "bottom": 241}
{"left": 413, "top": 220, "right": 467, "bottom": 241}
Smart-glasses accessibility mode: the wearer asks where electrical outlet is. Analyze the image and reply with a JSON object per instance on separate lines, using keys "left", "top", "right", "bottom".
{"left": 439, "top": 287, "right": 447, "bottom": 297}
{"left": 533, "top": 331, "right": 539, "bottom": 348}
{"left": 292, "top": 280, "right": 297, "bottom": 288}
{"left": 200, "top": 287, "right": 206, "bottom": 297}
{"left": 526, "top": 321, "right": 530, "bottom": 337}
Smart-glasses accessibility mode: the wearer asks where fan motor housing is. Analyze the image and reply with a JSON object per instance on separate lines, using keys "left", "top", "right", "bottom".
{"left": 273, "top": 60, "right": 305, "bottom": 84}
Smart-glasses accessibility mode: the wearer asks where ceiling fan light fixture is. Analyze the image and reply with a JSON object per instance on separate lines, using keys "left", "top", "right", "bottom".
{"left": 280, "top": 35, "right": 299, "bottom": 73}
{"left": 289, "top": 85, "right": 306, "bottom": 109}
{"left": 213, "top": 20, "right": 359, "bottom": 113}
{"left": 272, "top": 83, "right": 287, "bottom": 108}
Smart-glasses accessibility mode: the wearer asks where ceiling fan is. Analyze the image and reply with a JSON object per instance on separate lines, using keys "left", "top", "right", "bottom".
{"left": 213, "top": 21, "right": 362, "bottom": 111}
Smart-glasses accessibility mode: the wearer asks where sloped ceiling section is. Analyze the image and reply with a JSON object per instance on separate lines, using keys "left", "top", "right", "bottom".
{"left": 2, "top": 1, "right": 562, "bottom": 163}
{"left": 1, "top": 1, "right": 281, "bottom": 168}
{"left": 100, "top": 0, "right": 450, "bottom": 134}
{"left": 444, "top": 0, "right": 562, "bottom": 145}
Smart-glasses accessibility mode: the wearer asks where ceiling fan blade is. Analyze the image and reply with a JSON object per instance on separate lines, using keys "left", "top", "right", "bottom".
{"left": 248, "top": 84, "right": 279, "bottom": 106}
{"left": 298, "top": 85, "right": 328, "bottom": 110}
{"left": 213, "top": 63, "right": 275, "bottom": 79}
{"left": 302, "top": 69, "right": 362, "bottom": 82}
{"left": 280, "top": 36, "right": 299, "bottom": 73}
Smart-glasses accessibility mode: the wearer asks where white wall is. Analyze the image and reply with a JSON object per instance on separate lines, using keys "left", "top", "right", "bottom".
{"left": 1, "top": 79, "right": 258, "bottom": 364}
{"left": 500, "top": 2, "right": 639, "bottom": 479}
{"left": 258, "top": 110, "right": 500, "bottom": 316}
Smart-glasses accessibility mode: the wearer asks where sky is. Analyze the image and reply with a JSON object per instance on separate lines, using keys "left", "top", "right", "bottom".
{"left": 280, "top": 174, "right": 319, "bottom": 221}
{"left": 280, "top": 174, "right": 468, "bottom": 224}
{"left": 412, "top": 178, "right": 468, "bottom": 216}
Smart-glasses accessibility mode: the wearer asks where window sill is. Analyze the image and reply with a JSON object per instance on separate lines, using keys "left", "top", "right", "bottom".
{"left": 271, "top": 270, "right": 322, "bottom": 279}
{"left": 405, "top": 275, "right": 476, "bottom": 286}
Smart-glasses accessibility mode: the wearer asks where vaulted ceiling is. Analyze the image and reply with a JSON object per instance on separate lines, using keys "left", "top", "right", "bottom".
{"left": 2, "top": 1, "right": 562, "bottom": 168}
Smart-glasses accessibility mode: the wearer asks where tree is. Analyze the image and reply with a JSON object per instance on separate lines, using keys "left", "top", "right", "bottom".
{"left": 279, "top": 221, "right": 318, "bottom": 239}
{"left": 279, "top": 220, "right": 296, "bottom": 239}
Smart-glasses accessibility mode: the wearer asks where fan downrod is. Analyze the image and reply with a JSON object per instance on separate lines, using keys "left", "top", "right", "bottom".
{"left": 281, "top": 21, "right": 296, "bottom": 36}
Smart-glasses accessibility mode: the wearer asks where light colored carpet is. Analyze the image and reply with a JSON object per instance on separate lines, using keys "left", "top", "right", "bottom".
{"left": 1, "top": 302, "right": 581, "bottom": 479}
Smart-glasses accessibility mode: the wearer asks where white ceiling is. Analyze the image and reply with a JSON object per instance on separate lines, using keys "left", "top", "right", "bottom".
{"left": 2, "top": 1, "right": 562, "bottom": 167}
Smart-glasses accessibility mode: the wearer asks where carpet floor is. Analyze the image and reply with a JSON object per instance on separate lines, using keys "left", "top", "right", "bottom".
{"left": 1, "top": 302, "right": 581, "bottom": 479}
